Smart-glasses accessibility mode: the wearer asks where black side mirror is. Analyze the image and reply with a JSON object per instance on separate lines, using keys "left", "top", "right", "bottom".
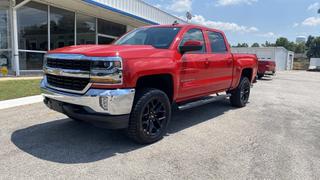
{"left": 179, "top": 40, "right": 203, "bottom": 54}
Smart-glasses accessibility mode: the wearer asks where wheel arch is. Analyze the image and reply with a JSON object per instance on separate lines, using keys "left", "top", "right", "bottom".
{"left": 135, "top": 74, "right": 175, "bottom": 103}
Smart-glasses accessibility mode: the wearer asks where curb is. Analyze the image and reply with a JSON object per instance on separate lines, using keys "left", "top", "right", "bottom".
{"left": 0, "top": 95, "right": 43, "bottom": 110}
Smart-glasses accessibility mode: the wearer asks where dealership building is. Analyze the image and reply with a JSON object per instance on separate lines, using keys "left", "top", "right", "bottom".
{"left": 0, "top": 0, "right": 184, "bottom": 76}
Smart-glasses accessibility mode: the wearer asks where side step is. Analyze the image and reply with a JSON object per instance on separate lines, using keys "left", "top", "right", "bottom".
{"left": 177, "top": 94, "right": 231, "bottom": 111}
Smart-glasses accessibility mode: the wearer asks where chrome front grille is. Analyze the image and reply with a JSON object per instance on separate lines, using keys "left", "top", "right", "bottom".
{"left": 47, "top": 58, "right": 91, "bottom": 71}
{"left": 44, "top": 54, "right": 91, "bottom": 94}
{"left": 46, "top": 74, "right": 90, "bottom": 91}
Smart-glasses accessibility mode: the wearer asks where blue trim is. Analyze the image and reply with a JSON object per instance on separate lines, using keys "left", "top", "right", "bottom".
{"left": 83, "top": 0, "right": 159, "bottom": 25}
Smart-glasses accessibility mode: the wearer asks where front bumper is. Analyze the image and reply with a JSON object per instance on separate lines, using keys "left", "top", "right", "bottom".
{"left": 40, "top": 79, "right": 135, "bottom": 115}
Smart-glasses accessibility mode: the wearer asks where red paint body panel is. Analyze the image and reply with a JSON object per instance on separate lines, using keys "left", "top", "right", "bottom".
{"left": 48, "top": 24, "right": 258, "bottom": 103}
{"left": 258, "top": 61, "right": 276, "bottom": 75}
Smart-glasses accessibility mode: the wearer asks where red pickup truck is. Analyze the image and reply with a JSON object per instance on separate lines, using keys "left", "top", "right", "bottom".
{"left": 257, "top": 60, "right": 276, "bottom": 79}
{"left": 41, "top": 24, "right": 258, "bottom": 144}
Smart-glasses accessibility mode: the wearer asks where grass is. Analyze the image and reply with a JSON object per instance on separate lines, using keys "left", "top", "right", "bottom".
{"left": 0, "top": 79, "right": 41, "bottom": 101}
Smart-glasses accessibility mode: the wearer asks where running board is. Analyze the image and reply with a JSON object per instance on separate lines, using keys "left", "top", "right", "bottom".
{"left": 177, "top": 94, "right": 231, "bottom": 111}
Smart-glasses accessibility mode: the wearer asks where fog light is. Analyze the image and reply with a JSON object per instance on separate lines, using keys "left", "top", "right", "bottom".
{"left": 99, "top": 97, "right": 109, "bottom": 111}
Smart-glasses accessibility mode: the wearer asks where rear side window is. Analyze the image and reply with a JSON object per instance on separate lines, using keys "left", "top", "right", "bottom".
{"left": 208, "top": 31, "right": 228, "bottom": 53}
{"left": 179, "top": 29, "right": 206, "bottom": 53}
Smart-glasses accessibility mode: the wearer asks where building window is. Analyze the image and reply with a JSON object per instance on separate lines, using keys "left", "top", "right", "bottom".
{"left": 98, "top": 19, "right": 126, "bottom": 37}
{"left": 98, "top": 36, "right": 115, "bottom": 44}
{"left": 97, "top": 18, "right": 126, "bottom": 44}
{"left": 19, "top": 51, "right": 45, "bottom": 70}
{"left": 0, "top": 6, "right": 10, "bottom": 70}
{"left": 0, "top": 7, "right": 9, "bottom": 50}
{"left": 50, "top": 6, "right": 75, "bottom": 49}
{"left": 17, "top": 2, "right": 48, "bottom": 51}
{"left": 0, "top": 51, "right": 10, "bottom": 69}
{"left": 17, "top": 2, "right": 48, "bottom": 70}
{"left": 76, "top": 14, "right": 96, "bottom": 45}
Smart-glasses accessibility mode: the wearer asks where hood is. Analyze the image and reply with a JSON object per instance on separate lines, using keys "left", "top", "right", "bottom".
{"left": 48, "top": 45, "right": 175, "bottom": 59}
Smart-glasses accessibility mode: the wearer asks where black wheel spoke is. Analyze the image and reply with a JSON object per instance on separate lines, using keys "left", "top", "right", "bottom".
{"left": 141, "top": 98, "right": 167, "bottom": 137}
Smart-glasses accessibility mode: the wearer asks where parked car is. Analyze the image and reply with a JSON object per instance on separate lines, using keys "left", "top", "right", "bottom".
{"left": 257, "top": 60, "right": 276, "bottom": 79}
{"left": 41, "top": 24, "right": 258, "bottom": 144}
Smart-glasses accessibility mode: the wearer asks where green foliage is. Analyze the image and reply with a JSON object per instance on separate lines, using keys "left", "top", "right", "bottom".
{"left": 306, "top": 36, "right": 320, "bottom": 58}
{"left": 261, "top": 41, "right": 275, "bottom": 47}
{"left": 235, "top": 43, "right": 249, "bottom": 47}
{"left": 251, "top": 43, "right": 260, "bottom": 47}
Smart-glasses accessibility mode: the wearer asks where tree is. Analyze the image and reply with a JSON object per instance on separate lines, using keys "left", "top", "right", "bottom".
{"left": 235, "top": 43, "right": 249, "bottom": 47}
{"left": 306, "top": 36, "right": 320, "bottom": 58}
{"left": 276, "top": 37, "right": 290, "bottom": 48}
{"left": 251, "top": 43, "right": 260, "bottom": 47}
{"left": 261, "top": 41, "right": 274, "bottom": 47}
{"left": 294, "top": 43, "right": 306, "bottom": 54}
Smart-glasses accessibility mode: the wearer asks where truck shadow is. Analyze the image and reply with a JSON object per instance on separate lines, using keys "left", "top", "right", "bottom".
{"left": 11, "top": 100, "right": 234, "bottom": 164}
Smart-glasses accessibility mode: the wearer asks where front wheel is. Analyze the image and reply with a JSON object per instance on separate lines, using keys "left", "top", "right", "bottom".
{"left": 127, "top": 88, "right": 171, "bottom": 144}
{"left": 230, "top": 77, "right": 251, "bottom": 107}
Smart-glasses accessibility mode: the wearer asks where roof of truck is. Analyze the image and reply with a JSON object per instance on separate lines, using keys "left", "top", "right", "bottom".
{"left": 143, "top": 23, "right": 225, "bottom": 35}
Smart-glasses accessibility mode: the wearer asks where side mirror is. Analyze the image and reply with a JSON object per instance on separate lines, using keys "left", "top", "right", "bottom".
{"left": 179, "top": 40, "right": 203, "bottom": 54}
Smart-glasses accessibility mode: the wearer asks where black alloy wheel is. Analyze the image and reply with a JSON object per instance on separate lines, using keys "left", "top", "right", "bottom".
{"left": 141, "top": 98, "right": 167, "bottom": 137}
{"left": 128, "top": 88, "right": 171, "bottom": 144}
{"left": 230, "top": 77, "right": 251, "bottom": 107}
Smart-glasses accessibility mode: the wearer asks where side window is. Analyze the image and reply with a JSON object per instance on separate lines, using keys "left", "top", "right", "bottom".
{"left": 208, "top": 31, "right": 228, "bottom": 53}
{"left": 179, "top": 29, "right": 206, "bottom": 53}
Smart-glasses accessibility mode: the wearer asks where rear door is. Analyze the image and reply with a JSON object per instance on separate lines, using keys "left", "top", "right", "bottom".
{"left": 177, "top": 28, "right": 211, "bottom": 100}
{"left": 206, "top": 31, "right": 233, "bottom": 91}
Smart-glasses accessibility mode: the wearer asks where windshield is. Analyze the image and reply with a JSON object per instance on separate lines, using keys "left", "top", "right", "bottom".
{"left": 114, "top": 27, "right": 181, "bottom": 49}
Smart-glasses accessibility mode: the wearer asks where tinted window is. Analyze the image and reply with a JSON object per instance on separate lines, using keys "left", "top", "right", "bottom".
{"left": 180, "top": 29, "right": 206, "bottom": 53}
{"left": 0, "top": 8, "right": 9, "bottom": 49}
{"left": 17, "top": 2, "right": 48, "bottom": 51}
{"left": 76, "top": 14, "right": 96, "bottom": 45}
{"left": 50, "top": 7, "right": 75, "bottom": 49}
{"left": 115, "top": 27, "right": 181, "bottom": 49}
{"left": 208, "top": 31, "right": 227, "bottom": 53}
{"left": 98, "top": 19, "right": 126, "bottom": 37}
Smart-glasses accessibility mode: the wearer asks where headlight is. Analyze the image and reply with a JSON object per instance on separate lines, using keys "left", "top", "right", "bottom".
{"left": 90, "top": 56, "right": 123, "bottom": 84}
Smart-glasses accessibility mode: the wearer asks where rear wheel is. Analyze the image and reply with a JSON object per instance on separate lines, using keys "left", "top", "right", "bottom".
{"left": 127, "top": 88, "right": 171, "bottom": 144}
{"left": 230, "top": 77, "right": 251, "bottom": 107}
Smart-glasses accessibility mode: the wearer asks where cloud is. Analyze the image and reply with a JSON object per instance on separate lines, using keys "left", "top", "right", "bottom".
{"left": 216, "top": 0, "right": 258, "bottom": 6}
{"left": 191, "top": 14, "right": 259, "bottom": 33}
{"left": 167, "top": 0, "right": 192, "bottom": 13}
{"left": 307, "top": 2, "right": 319, "bottom": 11}
{"left": 293, "top": 23, "right": 299, "bottom": 27}
{"left": 302, "top": 17, "right": 320, "bottom": 26}
{"left": 257, "top": 32, "right": 277, "bottom": 38}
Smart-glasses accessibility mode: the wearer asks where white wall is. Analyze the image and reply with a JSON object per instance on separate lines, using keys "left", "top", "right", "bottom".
{"left": 309, "top": 58, "right": 320, "bottom": 69}
{"left": 231, "top": 47, "right": 294, "bottom": 71}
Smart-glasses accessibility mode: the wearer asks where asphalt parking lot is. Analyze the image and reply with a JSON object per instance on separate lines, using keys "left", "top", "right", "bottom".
{"left": 0, "top": 71, "right": 320, "bottom": 179}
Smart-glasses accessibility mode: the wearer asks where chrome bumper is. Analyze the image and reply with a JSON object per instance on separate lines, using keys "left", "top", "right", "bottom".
{"left": 40, "top": 80, "right": 135, "bottom": 115}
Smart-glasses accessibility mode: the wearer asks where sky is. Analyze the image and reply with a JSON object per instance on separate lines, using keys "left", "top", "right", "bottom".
{"left": 143, "top": 0, "right": 320, "bottom": 46}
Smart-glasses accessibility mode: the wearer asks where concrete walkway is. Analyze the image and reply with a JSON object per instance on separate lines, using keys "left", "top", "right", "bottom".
{"left": 0, "top": 95, "right": 43, "bottom": 110}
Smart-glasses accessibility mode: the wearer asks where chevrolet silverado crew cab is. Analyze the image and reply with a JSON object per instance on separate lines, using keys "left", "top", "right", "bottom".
{"left": 41, "top": 24, "right": 258, "bottom": 144}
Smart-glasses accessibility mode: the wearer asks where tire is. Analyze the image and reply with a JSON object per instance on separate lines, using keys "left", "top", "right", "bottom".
{"left": 127, "top": 88, "right": 171, "bottom": 144}
{"left": 257, "top": 73, "right": 264, "bottom": 79}
{"left": 230, "top": 77, "right": 251, "bottom": 108}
